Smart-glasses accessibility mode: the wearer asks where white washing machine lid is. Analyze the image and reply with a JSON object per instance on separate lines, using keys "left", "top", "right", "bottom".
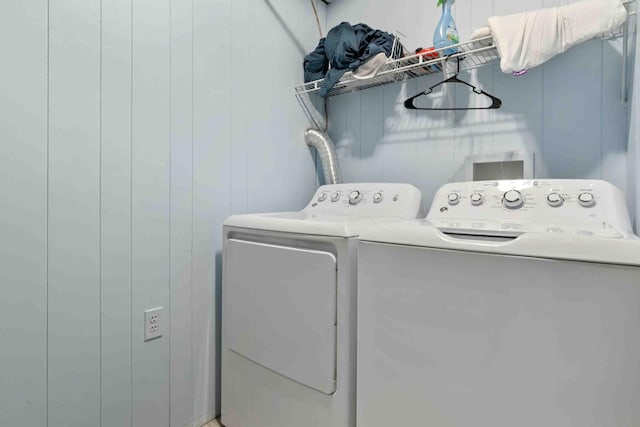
{"left": 224, "top": 212, "right": 409, "bottom": 238}
{"left": 359, "top": 220, "right": 640, "bottom": 266}
{"left": 224, "top": 183, "right": 423, "bottom": 237}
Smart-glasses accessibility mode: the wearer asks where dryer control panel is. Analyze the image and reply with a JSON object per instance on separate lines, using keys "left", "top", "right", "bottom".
{"left": 427, "top": 180, "right": 634, "bottom": 238}
{"left": 305, "top": 183, "right": 423, "bottom": 220}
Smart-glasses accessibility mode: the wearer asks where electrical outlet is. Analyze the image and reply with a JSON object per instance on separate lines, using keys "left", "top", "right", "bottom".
{"left": 144, "top": 307, "right": 163, "bottom": 341}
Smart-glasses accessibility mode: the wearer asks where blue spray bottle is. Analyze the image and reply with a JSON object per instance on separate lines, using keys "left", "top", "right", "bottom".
{"left": 433, "top": 0, "right": 459, "bottom": 56}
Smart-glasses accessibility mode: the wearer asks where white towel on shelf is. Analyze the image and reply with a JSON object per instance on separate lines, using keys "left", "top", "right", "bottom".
{"left": 471, "top": 0, "right": 628, "bottom": 74}
{"left": 353, "top": 52, "right": 388, "bottom": 80}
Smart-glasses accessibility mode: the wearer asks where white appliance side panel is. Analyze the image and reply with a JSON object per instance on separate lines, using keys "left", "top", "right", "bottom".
{"left": 357, "top": 242, "right": 640, "bottom": 427}
{"left": 225, "top": 239, "right": 337, "bottom": 395}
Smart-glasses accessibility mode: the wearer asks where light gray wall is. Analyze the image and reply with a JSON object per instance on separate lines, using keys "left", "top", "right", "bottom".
{"left": 326, "top": 0, "right": 636, "bottom": 225}
{"left": 0, "top": 0, "right": 320, "bottom": 426}
{"left": 629, "top": 13, "right": 640, "bottom": 230}
{"left": 636, "top": 23, "right": 640, "bottom": 230}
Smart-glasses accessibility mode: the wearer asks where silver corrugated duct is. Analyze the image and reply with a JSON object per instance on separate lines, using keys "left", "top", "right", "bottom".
{"left": 304, "top": 128, "right": 343, "bottom": 185}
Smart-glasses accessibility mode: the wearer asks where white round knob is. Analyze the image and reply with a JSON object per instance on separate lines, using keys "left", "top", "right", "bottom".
{"left": 317, "top": 192, "right": 328, "bottom": 202}
{"left": 331, "top": 192, "right": 341, "bottom": 202}
{"left": 503, "top": 190, "right": 524, "bottom": 209}
{"left": 373, "top": 193, "right": 384, "bottom": 204}
{"left": 546, "top": 192, "right": 564, "bottom": 207}
{"left": 349, "top": 190, "right": 363, "bottom": 205}
{"left": 447, "top": 193, "right": 460, "bottom": 206}
{"left": 578, "top": 192, "right": 595, "bottom": 207}
{"left": 470, "top": 193, "right": 484, "bottom": 206}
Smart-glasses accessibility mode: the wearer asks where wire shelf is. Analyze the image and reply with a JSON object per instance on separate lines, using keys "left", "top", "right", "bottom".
{"left": 295, "top": 0, "right": 636, "bottom": 102}
{"left": 295, "top": 0, "right": 636, "bottom": 129}
{"left": 295, "top": 36, "right": 499, "bottom": 99}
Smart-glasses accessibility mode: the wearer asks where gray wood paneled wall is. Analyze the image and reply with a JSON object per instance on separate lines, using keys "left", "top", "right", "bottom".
{"left": 0, "top": 0, "right": 320, "bottom": 426}
{"left": 630, "top": 17, "right": 639, "bottom": 229}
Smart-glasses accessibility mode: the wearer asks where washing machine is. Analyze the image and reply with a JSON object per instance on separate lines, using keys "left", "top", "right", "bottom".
{"left": 220, "top": 183, "right": 422, "bottom": 427}
{"left": 357, "top": 179, "right": 640, "bottom": 427}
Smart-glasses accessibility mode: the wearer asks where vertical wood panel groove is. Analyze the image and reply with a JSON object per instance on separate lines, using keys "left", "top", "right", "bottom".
{"left": 130, "top": 0, "right": 134, "bottom": 423}
{"left": 46, "top": 1, "right": 51, "bottom": 425}
{"left": 169, "top": 0, "right": 173, "bottom": 424}
{"left": 190, "top": 0, "right": 195, "bottom": 419}
{"left": 99, "top": 0, "right": 103, "bottom": 425}
{"left": 190, "top": 0, "right": 196, "bottom": 422}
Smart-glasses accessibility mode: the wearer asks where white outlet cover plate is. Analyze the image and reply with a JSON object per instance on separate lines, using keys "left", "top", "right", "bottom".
{"left": 144, "top": 307, "right": 163, "bottom": 341}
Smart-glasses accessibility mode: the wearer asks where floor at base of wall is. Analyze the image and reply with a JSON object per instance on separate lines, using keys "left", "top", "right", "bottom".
{"left": 203, "top": 419, "right": 221, "bottom": 427}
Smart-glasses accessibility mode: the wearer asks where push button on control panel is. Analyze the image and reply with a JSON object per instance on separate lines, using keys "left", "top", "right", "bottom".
{"left": 447, "top": 193, "right": 460, "bottom": 206}
{"left": 546, "top": 192, "right": 564, "bottom": 207}
{"left": 349, "top": 190, "right": 363, "bottom": 205}
{"left": 578, "top": 192, "right": 596, "bottom": 208}
{"left": 502, "top": 190, "right": 524, "bottom": 209}
{"left": 470, "top": 193, "right": 484, "bottom": 206}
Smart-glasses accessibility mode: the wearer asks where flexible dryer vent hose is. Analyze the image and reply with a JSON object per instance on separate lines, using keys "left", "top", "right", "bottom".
{"left": 304, "top": 128, "right": 343, "bottom": 185}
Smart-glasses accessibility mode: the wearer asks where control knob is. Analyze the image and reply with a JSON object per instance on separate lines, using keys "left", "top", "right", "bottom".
{"left": 470, "top": 193, "right": 484, "bottom": 206}
{"left": 503, "top": 190, "right": 524, "bottom": 209}
{"left": 331, "top": 192, "right": 341, "bottom": 202}
{"left": 578, "top": 192, "right": 596, "bottom": 208}
{"left": 317, "top": 192, "right": 328, "bottom": 202}
{"left": 373, "top": 193, "right": 384, "bottom": 204}
{"left": 349, "top": 190, "right": 363, "bottom": 205}
{"left": 447, "top": 193, "right": 460, "bottom": 206}
{"left": 546, "top": 192, "right": 564, "bottom": 208}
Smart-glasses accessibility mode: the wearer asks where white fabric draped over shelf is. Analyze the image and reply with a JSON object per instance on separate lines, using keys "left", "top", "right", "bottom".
{"left": 471, "top": 0, "right": 628, "bottom": 74}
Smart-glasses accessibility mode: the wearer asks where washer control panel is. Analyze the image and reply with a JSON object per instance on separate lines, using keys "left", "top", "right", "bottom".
{"left": 427, "top": 180, "right": 633, "bottom": 238}
{"left": 307, "top": 183, "right": 423, "bottom": 219}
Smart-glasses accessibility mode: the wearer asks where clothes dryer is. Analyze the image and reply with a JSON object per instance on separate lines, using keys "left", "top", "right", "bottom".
{"left": 357, "top": 179, "right": 640, "bottom": 427}
{"left": 221, "top": 183, "right": 422, "bottom": 427}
